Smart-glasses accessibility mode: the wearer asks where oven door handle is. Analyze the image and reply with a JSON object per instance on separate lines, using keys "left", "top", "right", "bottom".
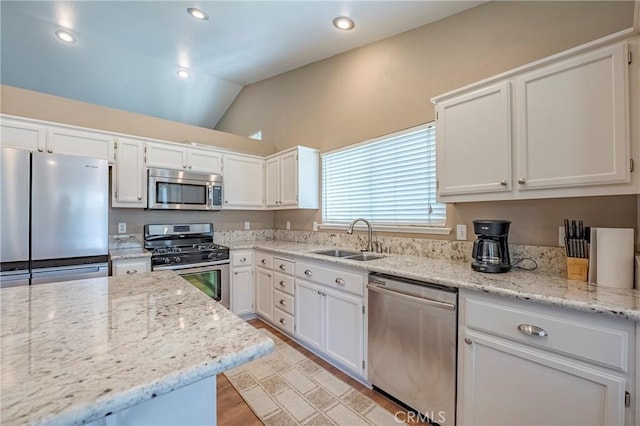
{"left": 154, "top": 261, "right": 230, "bottom": 272}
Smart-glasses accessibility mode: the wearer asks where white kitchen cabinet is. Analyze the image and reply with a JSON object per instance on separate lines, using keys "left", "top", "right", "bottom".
{"left": 295, "top": 260, "right": 366, "bottom": 378}
{"left": 458, "top": 290, "right": 635, "bottom": 426}
{"left": 436, "top": 82, "right": 512, "bottom": 196}
{"left": 265, "top": 146, "right": 319, "bottom": 209}
{"left": 255, "top": 265, "right": 273, "bottom": 322}
{"left": 0, "top": 116, "right": 47, "bottom": 151}
{"left": 222, "top": 153, "right": 264, "bottom": 209}
{"left": 111, "top": 257, "right": 150, "bottom": 276}
{"left": 112, "top": 138, "right": 146, "bottom": 208}
{"left": 145, "top": 142, "right": 221, "bottom": 174}
{"left": 514, "top": 42, "right": 629, "bottom": 191}
{"left": 230, "top": 250, "right": 254, "bottom": 317}
{"left": 433, "top": 37, "right": 638, "bottom": 202}
{"left": 46, "top": 126, "right": 115, "bottom": 162}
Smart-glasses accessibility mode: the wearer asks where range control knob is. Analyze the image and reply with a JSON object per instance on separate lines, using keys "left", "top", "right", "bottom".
{"left": 216, "top": 252, "right": 225, "bottom": 259}
{"left": 207, "top": 253, "right": 215, "bottom": 260}
{"left": 163, "top": 258, "right": 171, "bottom": 264}
{"left": 174, "top": 256, "right": 182, "bottom": 263}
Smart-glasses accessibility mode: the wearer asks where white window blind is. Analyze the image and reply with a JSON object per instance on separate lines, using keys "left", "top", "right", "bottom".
{"left": 322, "top": 123, "right": 445, "bottom": 227}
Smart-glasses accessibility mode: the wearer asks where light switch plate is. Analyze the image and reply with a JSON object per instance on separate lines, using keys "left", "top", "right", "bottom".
{"left": 244, "top": 221, "right": 250, "bottom": 230}
{"left": 456, "top": 224, "right": 467, "bottom": 241}
{"left": 286, "top": 221, "right": 291, "bottom": 230}
{"left": 313, "top": 221, "right": 318, "bottom": 232}
{"left": 559, "top": 226, "right": 565, "bottom": 247}
{"left": 118, "top": 222, "right": 126, "bottom": 234}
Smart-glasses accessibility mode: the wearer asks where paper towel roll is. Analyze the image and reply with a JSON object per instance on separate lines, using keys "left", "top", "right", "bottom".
{"left": 595, "top": 228, "right": 634, "bottom": 289}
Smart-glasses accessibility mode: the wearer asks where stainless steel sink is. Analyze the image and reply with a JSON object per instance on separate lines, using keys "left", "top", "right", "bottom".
{"left": 313, "top": 249, "right": 360, "bottom": 257}
{"left": 313, "top": 249, "right": 384, "bottom": 261}
{"left": 345, "top": 253, "right": 384, "bottom": 261}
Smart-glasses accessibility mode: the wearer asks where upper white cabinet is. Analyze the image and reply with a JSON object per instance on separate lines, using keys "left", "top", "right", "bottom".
{"left": 265, "top": 146, "right": 320, "bottom": 209}
{"left": 112, "top": 137, "right": 146, "bottom": 208}
{"left": 514, "top": 43, "right": 629, "bottom": 190}
{"left": 222, "top": 153, "right": 264, "bottom": 209}
{"left": 145, "top": 141, "right": 222, "bottom": 174}
{"left": 0, "top": 117, "right": 114, "bottom": 161}
{"left": 0, "top": 117, "right": 47, "bottom": 152}
{"left": 436, "top": 82, "right": 512, "bottom": 196}
{"left": 433, "top": 37, "right": 638, "bottom": 202}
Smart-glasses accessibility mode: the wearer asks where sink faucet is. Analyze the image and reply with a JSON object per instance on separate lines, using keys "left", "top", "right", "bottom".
{"left": 347, "top": 218, "right": 374, "bottom": 252}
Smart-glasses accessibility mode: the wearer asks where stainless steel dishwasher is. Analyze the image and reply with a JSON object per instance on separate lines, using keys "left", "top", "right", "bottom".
{"left": 368, "top": 273, "right": 458, "bottom": 425}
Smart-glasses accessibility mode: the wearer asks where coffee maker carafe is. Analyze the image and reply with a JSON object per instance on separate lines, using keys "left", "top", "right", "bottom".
{"left": 471, "top": 220, "right": 511, "bottom": 273}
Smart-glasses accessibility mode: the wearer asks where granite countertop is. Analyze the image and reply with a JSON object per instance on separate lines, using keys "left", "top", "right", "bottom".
{"left": 225, "top": 240, "right": 640, "bottom": 321}
{"left": 0, "top": 271, "right": 274, "bottom": 425}
{"left": 108, "top": 234, "right": 151, "bottom": 261}
{"left": 109, "top": 247, "right": 152, "bottom": 260}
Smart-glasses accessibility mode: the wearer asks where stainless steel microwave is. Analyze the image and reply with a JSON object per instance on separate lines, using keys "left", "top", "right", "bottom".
{"left": 147, "top": 168, "right": 223, "bottom": 211}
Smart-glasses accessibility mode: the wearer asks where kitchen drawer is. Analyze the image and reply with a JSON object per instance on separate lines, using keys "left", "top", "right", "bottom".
{"left": 273, "top": 272, "right": 294, "bottom": 296}
{"left": 112, "top": 258, "right": 150, "bottom": 276}
{"left": 231, "top": 251, "right": 253, "bottom": 267}
{"left": 256, "top": 252, "right": 273, "bottom": 269}
{"left": 464, "top": 296, "right": 632, "bottom": 372}
{"left": 296, "top": 260, "right": 364, "bottom": 296}
{"left": 273, "top": 290, "right": 294, "bottom": 315}
{"left": 274, "top": 257, "right": 295, "bottom": 275}
{"left": 273, "top": 308, "right": 294, "bottom": 335}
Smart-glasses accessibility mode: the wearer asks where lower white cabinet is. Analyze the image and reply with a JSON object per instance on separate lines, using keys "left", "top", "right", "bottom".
{"left": 111, "top": 258, "right": 150, "bottom": 276}
{"left": 295, "top": 260, "right": 367, "bottom": 379}
{"left": 230, "top": 250, "right": 254, "bottom": 317}
{"left": 458, "top": 290, "right": 636, "bottom": 426}
{"left": 255, "top": 267, "right": 273, "bottom": 322}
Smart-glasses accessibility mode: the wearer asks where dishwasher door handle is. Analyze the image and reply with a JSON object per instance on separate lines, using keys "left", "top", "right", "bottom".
{"left": 367, "top": 284, "right": 456, "bottom": 311}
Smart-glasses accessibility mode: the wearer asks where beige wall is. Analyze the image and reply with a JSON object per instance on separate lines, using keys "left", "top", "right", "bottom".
{"left": 0, "top": 85, "right": 275, "bottom": 156}
{"left": 217, "top": 1, "right": 637, "bottom": 247}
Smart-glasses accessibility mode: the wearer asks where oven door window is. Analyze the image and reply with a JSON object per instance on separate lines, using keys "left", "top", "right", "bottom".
{"left": 181, "top": 270, "right": 221, "bottom": 301}
{"left": 156, "top": 182, "right": 206, "bottom": 205}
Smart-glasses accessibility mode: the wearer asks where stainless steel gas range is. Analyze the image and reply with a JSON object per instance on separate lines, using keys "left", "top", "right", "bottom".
{"left": 144, "top": 223, "right": 229, "bottom": 308}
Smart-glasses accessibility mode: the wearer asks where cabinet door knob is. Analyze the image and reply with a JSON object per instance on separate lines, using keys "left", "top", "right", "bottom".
{"left": 261, "top": 259, "right": 266, "bottom": 264}
{"left": 279, "top": 264, "right": 286, "bottom": 270}
{"left": 304, "top": 269, "right": 313, "bottom": 276}
{"left": 137, "top": 196, "right": 142, "bottom": 201}
{"left": 188, "top": 166, "right": 192, "bottom": 169}
{"left": 47, "top": 149, "right": 53, "bottom": 153}
{"left": 126, "top": 269, "right": 138, "bottom": 275}
{"left": 279, "top": 299, "right": 286, "bottom": 306}
{"left": 234, "top": 272, "right": 238, "bottom": 275}
{"left": 279, "top": 318, "right": 287, "bottom": 325}
{"left": 464, "top": 337, "right": 472, "bottom": 345}
{"left": 518, "top": 178, "right": 527, "bottom": 185}
{"left": 322, "top": 291, "right": 327, "bottom": 296}
{"left": 183, "top": 165, "right": 187, "bottom": 168}
{"left": 240, "top": 257, "right": 246, "bottom": 262}
{"left": 267, "top": 273, "right": 272, "bottom": 278}
{"left": 37, "top": 148, "right": 44, "bottom": 152}
{"left": 279, "top": 281, "right": 286, "bottom": 287}
{"left": 517, "top": 324, "right": 548, "bottom": 337}
{"left": 335, "top": 278, "right": 346, "bottom": 285}
{"left": 317, "top": 290, "right": 322, "bottom": 295}
{"left": 500, "top": 180, "right": 508, "bottom": 186}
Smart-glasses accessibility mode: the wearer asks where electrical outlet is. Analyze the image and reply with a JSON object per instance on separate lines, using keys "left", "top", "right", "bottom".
{"left": 286, "top": 221, "right": 291, "bottom": 230}
{"left": 244, "top": 221, "right": 250, "bottom": 230}
{"left": 559, "top": 226, "right": 565, "bottom": 247}
{"left": 313, "top": 221, "right": 318, "bottom": 232}
{"left": 118, "top": 222, "right": 126, "bottom": 234}
{"left": 456, "top": 224, "right": 467, "bottom": 241}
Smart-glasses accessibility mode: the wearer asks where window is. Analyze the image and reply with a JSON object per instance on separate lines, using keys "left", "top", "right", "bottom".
{"left": 249, "top": 130, "right": 262, "bottom": 140}
{"left": 322, "top": 123, "right": 446, "bottom": 229}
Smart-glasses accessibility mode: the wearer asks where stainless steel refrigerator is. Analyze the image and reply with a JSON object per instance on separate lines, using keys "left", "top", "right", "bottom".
{"left": 0, "top": 147, "right": 109, "bottom": 287}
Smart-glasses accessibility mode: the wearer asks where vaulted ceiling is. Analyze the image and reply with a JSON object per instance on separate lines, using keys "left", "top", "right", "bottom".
{"left": 1, "top": 1, "right": 483, "bottom": 130}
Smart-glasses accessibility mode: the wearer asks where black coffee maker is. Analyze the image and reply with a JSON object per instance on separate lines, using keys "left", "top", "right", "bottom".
{"left": 471, "top": 220, "right": 511, "bottom": 273}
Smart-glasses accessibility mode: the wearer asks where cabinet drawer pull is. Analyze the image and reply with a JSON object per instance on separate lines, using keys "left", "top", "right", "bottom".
{"left": 279, "top": 281, "right": 286, "bottom": 287}
{"left": 261, "top": 259, "right": 267, "bottom": 264}
{"left": 517, "top": 178, "right": 527, "bottom": 185}
{"left": 517, "top": 324, "right": 548, "bottom": 337}
{"left": 500, "top": 180, "right": 508, "bottom": 186}
{"left": 279, "top": 299, "right": 286, "bottom": 306}
{"left": 335, "top": 278, "right": 345, "bottom": 285}
{"left": 240, "top": 257, "right": 246, "bottom": 262}
{"left": 279, "top": 318, "right": 287, "bottom": 325}
{"left": 279, "top": 264, "right": 286, "bottom": 270}
{"left": 234, "top": 272, "right": 238, "bottom": 275}
{"left": 126, "top": 269, "right": 138, "bottom": 275}
{"left": 267, "top": 273, "right": 272, "bottom": 278}
{"left": 304, "top": 269, "right": 313, "bottom": 276}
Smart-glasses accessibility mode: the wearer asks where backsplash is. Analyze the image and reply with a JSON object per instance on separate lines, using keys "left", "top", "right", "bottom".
{"left": 108, "top": 230, "right": 566, "bottom": 276}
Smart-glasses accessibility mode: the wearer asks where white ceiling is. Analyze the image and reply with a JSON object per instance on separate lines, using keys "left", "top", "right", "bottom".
{"left": 1, "top": 1, "right": 484, "bottom": 130}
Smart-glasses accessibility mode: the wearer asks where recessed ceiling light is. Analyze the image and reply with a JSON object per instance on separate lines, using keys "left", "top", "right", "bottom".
{"left": 177, "top": 69, "right": 190, "bottom": 79}
{"left": 55, "top": 30, "right": 76, "bottom": 43}
{"left": 187, "top": 8, "right": 209, "bottom": 20}
{"left": 333, "top": 16, "right": 355, "bottom": 31}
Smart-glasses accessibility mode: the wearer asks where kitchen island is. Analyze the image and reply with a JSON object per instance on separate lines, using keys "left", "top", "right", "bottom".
{"left": 0, "top": 270, "right": 274, "bottom": 425}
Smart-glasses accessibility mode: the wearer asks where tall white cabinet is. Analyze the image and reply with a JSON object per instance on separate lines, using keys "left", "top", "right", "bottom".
{"left": 433, "top": 36, "right": 639, "bottom": 202}
{"left": 112, "top": 138, "right": 146, "bottom": 208}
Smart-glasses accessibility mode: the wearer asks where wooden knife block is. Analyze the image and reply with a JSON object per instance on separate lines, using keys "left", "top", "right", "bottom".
{"left": 566, "top": 257, "right": 589, "bottom": 281}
